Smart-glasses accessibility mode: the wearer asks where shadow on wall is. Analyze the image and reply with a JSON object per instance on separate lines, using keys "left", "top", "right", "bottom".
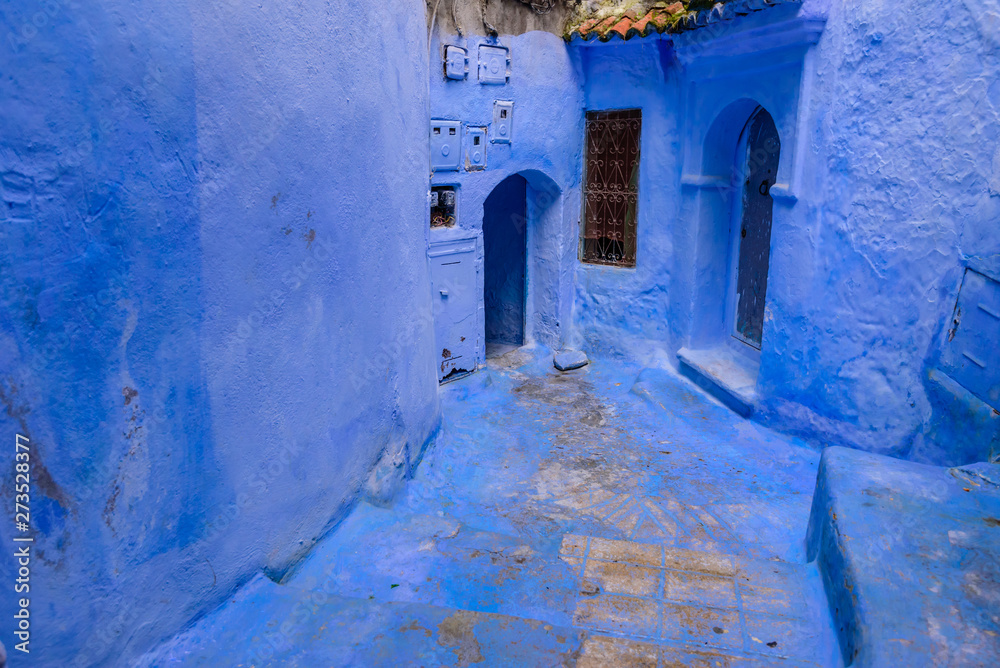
{"left": 519, "top": 169, "right": 569, "bottom": 349}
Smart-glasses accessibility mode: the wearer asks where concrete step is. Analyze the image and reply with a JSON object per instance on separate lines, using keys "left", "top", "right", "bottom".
{"left": 807, "top": 446, "right": 1000, "bottom": 667}
{"left": 283, "top": 506, "right": 583, "bottom": 629}
{"left": 137, "top": 573, "right": 831, "bottom": 667}
{"left": 134, "top": 575, "right": 586, "bottom": 667}
{"left": 282, "top": 510, "right": 842, "bottom": 666}
{"left": 676, "top": 347, "right": 759, "bottom": 417}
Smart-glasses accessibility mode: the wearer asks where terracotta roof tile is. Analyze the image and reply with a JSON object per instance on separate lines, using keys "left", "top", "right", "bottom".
{"left": 564, "top": 0, "right": 797, "bottom": 43}
{"left": 610, "top": 16, "right": 633, "bottom": 36}
{"left": 630, "top": 9, "right": 656, "bottom": 34}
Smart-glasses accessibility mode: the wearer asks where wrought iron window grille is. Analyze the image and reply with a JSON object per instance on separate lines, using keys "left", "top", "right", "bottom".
{"left": 581, "top": 109, "right": 641, "bottom": 267}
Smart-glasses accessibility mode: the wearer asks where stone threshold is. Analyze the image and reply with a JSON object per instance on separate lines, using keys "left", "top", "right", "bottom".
{"left": 677, "top": 345, "right": 759, "bottom": 417}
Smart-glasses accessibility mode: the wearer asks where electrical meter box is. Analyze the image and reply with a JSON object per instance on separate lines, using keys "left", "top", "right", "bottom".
{"left": 429, "top": 238, "right": 479, "bottom": 382}
{"left": 444, "top": 45, "right": 468, "bottom": 80}
{"left": 430, "top": 120, "right": 461, "bottom": 171}
{"left": 478, "top": 45, "right": 510, "bottom": 85}
{"left": 492, "top": 101, "right": 513, "bottom": 144}
{"left": 466, "top": 126, "right": 487, "bottom": 170}
{"left": 431, "top": 186, "right": 457, "bottom": 227}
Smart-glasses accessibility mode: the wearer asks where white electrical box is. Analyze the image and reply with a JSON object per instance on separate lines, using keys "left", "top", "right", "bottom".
{"left": 492, "top": 101, "right": 513, "bottom": 144}
{"left": 466, "top": 126, "right": 487, "bottom": 170}
{"left": 430, "top": 120, "right": 462, "bottom": 171}
{"left": 444, "top": 45, "right": 468, "bottom": 80}
{"left": 478, "top": 45, "right": 510, "bottom": 85}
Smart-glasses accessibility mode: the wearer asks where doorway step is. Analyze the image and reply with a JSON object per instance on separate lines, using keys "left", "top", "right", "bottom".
{"left": 677, "top": 346, "right": 759, "bottom": 417}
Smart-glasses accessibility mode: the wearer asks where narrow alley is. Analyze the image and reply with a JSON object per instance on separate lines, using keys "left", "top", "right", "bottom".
{"left": 140, "top": 350, "right": 841, "bottom": 666}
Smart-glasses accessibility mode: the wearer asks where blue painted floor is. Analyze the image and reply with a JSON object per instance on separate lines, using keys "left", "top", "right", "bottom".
{"left": 139, "top": 348, "right": 844, "bottom": 666}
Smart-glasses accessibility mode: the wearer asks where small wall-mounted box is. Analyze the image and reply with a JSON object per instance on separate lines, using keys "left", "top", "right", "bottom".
{"left": 492, "top": 101, "right": 513, "bottom": 144}
{"left": 430, "top": 119, "right": 462, "bottom": 171}
{"left": 444, "top": 45, "right": 468, "bottom": 80}
{"left": 465, "top": 126, "right": 487, "bottom": 170}
{"left": 431, "top": 185, "right": 457, "bottom": 227}
{"left": 940, "top": 268, "right": 1000, "bottom": 408}
{"left": 478, "top": 45, "right": 510, "bottom": 85}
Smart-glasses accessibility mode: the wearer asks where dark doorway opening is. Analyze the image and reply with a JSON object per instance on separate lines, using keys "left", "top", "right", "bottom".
{"left": 733, "top": 108, "right": 780, "bottom": 349}
{"left": 483, "top": 174, "right": 527, "bottom": 357}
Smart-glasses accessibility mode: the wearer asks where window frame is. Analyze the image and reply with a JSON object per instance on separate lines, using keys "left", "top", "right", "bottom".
{"left": 579, "top": 108, "right": 642, "bottom": 268}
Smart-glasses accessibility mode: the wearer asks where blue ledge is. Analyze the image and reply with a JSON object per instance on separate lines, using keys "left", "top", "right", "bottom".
{"left": 806, "top": 446, "right": 1000, "bottom": 666}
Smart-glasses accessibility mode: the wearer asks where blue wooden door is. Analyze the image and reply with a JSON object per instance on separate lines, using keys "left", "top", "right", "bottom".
{"left": 734, "top": 109, "right": 780, "bottom": 349}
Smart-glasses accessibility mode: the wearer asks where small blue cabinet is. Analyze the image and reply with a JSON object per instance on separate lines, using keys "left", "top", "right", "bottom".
{"left": 429, "top": 238, "right": 479, "bottom": 382}
{"left": 940, "top": 268, "right": 1000, "bottom": 408}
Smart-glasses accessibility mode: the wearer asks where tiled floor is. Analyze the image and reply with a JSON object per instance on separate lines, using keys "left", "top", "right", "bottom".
{"left": 138, "top": 350, "right": 843, "bottom": 666}
{"left": 565, "top": 535, "right": 832, "bottom": 665}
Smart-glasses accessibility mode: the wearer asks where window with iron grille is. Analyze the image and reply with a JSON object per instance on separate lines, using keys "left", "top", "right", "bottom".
{"left": 581, "top": 109, "right": 641, "bottom": 267}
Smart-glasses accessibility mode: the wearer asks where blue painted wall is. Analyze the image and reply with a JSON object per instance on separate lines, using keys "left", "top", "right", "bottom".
{"left": 1, "top": 0, "right": 997, "bottom": 662}
{"left": 428, "top": 29, "right": 583, "bottom": 360}
{"left": 756, "top": 0, "right": 1000, "bottom": 465}
{"left": 572, "top": 38, "right": 683, "bottom": 359}
{"left": 0, "top": 0, "right": 439, "bottom": 664}
{"left": 570, "top": 0, "right": 1000, "bottom": 465}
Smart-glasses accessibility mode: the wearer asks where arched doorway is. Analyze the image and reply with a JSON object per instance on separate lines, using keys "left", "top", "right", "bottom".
{"left": 483, "top": 174, "right": 527, "bottom": 356}
{"left": 730, "top": 107, "right": 780, "bottom": 350}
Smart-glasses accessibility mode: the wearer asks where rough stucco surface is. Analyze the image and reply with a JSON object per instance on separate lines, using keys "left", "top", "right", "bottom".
{"left": 1, "top": 0, "right": 998, "bottom": 664}
{"left": 428, "top": 28, "right": 583, "bottom": 355}
{"left": 0, "top": 1, "right": 439, "bottom": 665}
{"left": 427, "top": 0, "right": 574, "bottom": 37}
{"left": 756, "top": 0, "right": 1000, "bottom": 464}
{"left": 572, "top": 40, "right": 681, "bottom": 357}
{"left": 572, "top": 0, "right": 1000, "bottom": 466}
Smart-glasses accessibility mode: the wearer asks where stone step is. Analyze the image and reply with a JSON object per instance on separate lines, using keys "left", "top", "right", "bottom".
{"left": 137, "top": 571, "right": 835, "bottom": 668}
{"left": 807, "top": 446, "right": 1000, "bottom": 667}
{"left": 134, "top": 574, "right": 586, "bottom": 667}
{"left": 675, "top": 347, "right": 759, "bottom": 417}
{"left": 283, "top": 506, "right": 582, "bottom": 629}
{"left": 281, "top": 510, "right": 842, "bottom": 666}
{"left": 559, "top": 534, "right": 843, "bottom": 666}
